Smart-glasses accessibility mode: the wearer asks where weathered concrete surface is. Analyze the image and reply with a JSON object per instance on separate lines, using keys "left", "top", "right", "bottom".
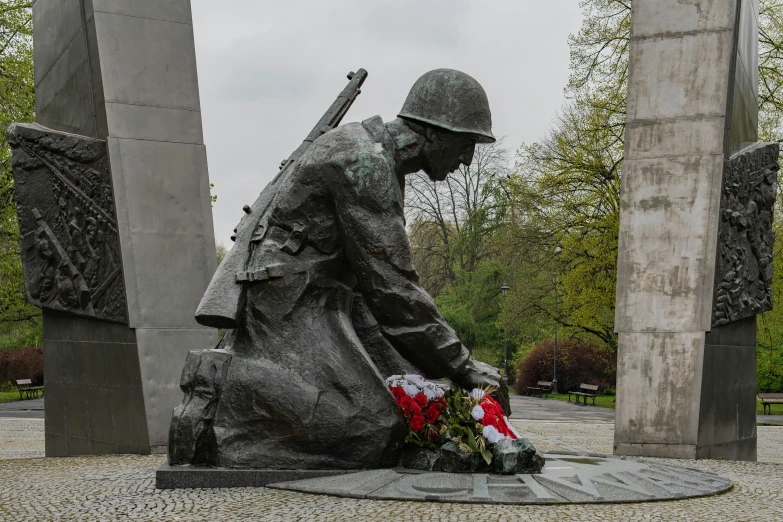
{"left": 32, "top": 0, "right": 217, "bottom": 455}
{"left": 269, "top": 456, "right": 732, "bottom": 504}
{"left": 615, "top": 0, "right": 761, "bottom": 461}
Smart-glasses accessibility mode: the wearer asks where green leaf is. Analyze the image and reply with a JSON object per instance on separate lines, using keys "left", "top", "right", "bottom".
{"left": 466, "top": 429, "right": 479, "bottom": 452}
{"left": 481, "top": 449, "right": 492, "bottom": 465}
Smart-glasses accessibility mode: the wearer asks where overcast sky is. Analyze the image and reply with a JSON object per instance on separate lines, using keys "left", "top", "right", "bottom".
{"left": 190, "top": 1, "right": 584, "bottom": 244}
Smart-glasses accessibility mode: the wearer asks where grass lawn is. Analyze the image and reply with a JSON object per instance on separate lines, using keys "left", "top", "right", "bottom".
{"left": 536, "top": 392, "right": 617, "bottom": 409}
{"left": 757, "top": 400, "right": 783, "bottom": 416}
{"left": 527, "top": 392, "right": 783, "bottom": 415}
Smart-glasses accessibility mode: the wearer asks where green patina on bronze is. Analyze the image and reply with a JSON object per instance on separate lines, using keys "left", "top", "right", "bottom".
{"left": 398, "top": 69, "right": 495, "bottom": 144}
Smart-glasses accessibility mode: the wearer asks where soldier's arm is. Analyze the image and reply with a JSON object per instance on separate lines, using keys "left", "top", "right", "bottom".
{"left": 331, "top": 156, "right": 471, "bottom": 379}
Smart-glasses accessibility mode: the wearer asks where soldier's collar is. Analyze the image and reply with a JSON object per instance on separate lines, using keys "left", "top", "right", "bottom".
{"left": 361, "top": 116, "right": 388, "bottom": 144}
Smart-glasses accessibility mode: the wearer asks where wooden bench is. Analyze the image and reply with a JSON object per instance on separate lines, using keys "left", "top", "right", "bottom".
{"left": 568, "top": 384, "right": 598, "bottom": 405}
{"left": 759, "top": 393, "right": 783, "bottom": 415}
{"left": 526, "top": 381, "right": 553, "bottom": 397}
{"left": 15, "top": 379, "right": 44, "bottom": 400}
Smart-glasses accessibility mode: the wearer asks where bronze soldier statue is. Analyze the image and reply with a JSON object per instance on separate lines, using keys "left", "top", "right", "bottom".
{"left": 168, "top": 69, "right": 509, "bottom": 470}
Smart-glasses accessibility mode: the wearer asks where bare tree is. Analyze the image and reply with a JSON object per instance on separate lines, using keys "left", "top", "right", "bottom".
{"left": 405, "top": 139, "right": 510, "bottom": 296}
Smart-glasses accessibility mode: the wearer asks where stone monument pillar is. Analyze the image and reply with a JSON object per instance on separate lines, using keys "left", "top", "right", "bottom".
{"left": 614, "top": 0, "right": 779, "bottom": 461}
{"left": 26, "top": 0, "right": 217, "bottom": 455}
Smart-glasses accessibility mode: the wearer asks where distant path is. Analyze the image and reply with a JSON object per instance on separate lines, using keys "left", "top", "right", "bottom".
{"left": 508, "top": 394, "right": 615, "bottom": 422}
{"left": 0, "top": 398, "right": 44, "bottom": 419}
{"left": 509, "top": 394, "right": 783, "bottom": 426}
{"left": 1, "top": 394, "right": 780, "bottom": 425}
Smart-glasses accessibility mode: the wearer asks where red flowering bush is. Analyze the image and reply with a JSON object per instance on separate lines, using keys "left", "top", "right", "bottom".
{"left": 0, "top": 346, "right": 44, "bottom": 386}
{"left": 515, "top": 339, "right": 616, "bottom": 393}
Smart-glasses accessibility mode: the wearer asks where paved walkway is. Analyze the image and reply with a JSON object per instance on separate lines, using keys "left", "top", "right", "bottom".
{"left": 509, "top": 394, "right": 783, "bottom": 426}
{"left": 509, "top": 395, "right": 615, "bottom": 423}
{"left": 3, "top": 395, "right": 781, "bottom": 425}
{"left": 0, "top": 415, "right": 782, "bottom": 520}
{"left": 0, "top": 397, "right": 44, "bottom": 419}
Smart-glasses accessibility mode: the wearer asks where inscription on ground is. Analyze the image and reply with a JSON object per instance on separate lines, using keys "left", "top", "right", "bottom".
{"left": 268, "top": 455, "right": 732, "bottom": 505}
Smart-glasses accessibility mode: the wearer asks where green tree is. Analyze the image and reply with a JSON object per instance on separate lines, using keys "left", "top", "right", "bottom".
{"left": 0, "top": 1, "right": 38, "bottom": 344}
{"left": 405, "top": 141, "right": 514, "bottom": 365}
{"left": 406, "top": 140, "right": 510, "bottom": 297}
{"left": 755, "top": 1, "right": 783, "bottom": 392}
{"left": 502, "top": 1, "right": 627, "bottom": 349}
{"left": 215, "top": 242, "right": 227, "bottom": 266}
{"left": 505, "top": 0, "right": 783, "bottom": 355}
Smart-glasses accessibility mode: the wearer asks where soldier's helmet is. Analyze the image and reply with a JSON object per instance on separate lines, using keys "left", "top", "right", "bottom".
{"left": 398, "top": 68, "right": 495, "bottom": 144}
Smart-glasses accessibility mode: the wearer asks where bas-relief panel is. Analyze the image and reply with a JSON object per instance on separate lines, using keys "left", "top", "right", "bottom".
{"left": 712, "top": 142, "right": 779, "bottom": 326}
{"left": 9, "top": 123, "right": 128, "bottom": 324}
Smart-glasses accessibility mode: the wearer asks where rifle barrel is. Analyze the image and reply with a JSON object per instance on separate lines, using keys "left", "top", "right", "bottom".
{"left": 276, "top": 69, "right": 368, "bottom": 176}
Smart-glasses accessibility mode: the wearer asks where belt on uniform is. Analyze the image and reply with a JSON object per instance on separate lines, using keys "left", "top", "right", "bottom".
{"left": 235, "top": 255, "right": 342, "bottom": 283}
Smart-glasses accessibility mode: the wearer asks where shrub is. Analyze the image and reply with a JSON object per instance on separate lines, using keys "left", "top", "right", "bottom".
{"left": 514, "top": 339, "right": 616, "bottom": 394}
{"left": 0, "top": 346, "right": 44, "bottom": 386}
{"left": 757, "top": 345, "right": 783, "bottom": 393}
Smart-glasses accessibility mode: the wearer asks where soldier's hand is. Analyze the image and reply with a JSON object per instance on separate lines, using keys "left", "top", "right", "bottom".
{"left": 453, "top": 359, "right": 511, "bottom": 415}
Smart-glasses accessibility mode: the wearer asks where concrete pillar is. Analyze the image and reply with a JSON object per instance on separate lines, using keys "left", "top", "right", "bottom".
{"left": 614, "top": 0, "right": 767, "bottom": 461}
{"left": 32, "top": 0, "right": 217, "bottom": 455}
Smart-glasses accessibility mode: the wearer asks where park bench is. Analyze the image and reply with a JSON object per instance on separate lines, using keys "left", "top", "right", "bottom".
{"left": 568, "top": 384, "right": 598, "bottom": 405}
{"left": 526, "top": 381, "right": 553, "bottom": 397}
{"left": 15, "top": 379, "right": 44, "bottom": 400}
{"left": 758, "top": 393, "right": 783, "bottom": 415}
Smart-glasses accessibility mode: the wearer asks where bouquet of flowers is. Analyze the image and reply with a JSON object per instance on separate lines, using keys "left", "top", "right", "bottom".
{"left": 442, "top": 385, "right": 517, "bottom": 464}
{"left": 386, "top": 374, "right": 518, "bottom": 464}
{"left": 385, "top": 374, "right": 449, "bottom": 448}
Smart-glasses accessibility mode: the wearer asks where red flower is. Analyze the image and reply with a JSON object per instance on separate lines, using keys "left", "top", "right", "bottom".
{"left": 396, "top": 394, "right": 423, "bottom": 421}
{"left": 414, "top": 393, "right": 428, "bottom": 408}
{"left": 390, "top": 386, "right": 406, "bottom": 403}
{"left": 425, "top": 404, "right": 441, "bottom": 424}
{"left": 410, "top": 414, "right": 425, "bottom": 433}
{"left": 480, "top": 398, "right": 510, "bottom": 433}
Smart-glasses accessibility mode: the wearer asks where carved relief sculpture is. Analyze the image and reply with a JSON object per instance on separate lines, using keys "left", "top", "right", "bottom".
{"left": 712, "top": 142, "right": 780, "bottom": 327}
{"left": 8, "top": 123, "right": 128, "bottom": 324}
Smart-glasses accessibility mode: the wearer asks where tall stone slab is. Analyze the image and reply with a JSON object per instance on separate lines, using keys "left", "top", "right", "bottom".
{"left": 615, "top": 0, "right": 778, "bottom": 461}
{"left": 30, "top": 0, "right": 217, "bottom": 455}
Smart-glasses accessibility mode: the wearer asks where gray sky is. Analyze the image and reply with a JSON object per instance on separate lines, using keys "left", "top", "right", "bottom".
{"left": 190, "top": 1, "right": 584, "bottom": 244}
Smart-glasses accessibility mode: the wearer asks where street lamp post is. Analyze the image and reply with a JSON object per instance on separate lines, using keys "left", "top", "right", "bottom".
{"left": 551, "top": 273, "right": 559, "bottom": 395}
{"left": 500, "top": 284, "right": 509, "bottom": 382}
{"left": 552, "top": 323, "right": 558, "bottom": 395}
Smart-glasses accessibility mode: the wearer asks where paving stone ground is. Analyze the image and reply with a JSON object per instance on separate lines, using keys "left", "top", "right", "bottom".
{"left": 508, "top": 395, "right": 615, "bottom": 423}
{"left": 1, "top": 416, "right": 782, "bottom": 521}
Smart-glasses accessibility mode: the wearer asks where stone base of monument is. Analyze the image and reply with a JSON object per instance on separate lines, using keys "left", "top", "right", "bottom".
{"left": 157, "top": 455, "right": 731, "bottom": 504}
{"left": 401, "top": 439, "right": 545, "bottom": 474}
{"left": 266, "top": 455, "right": 731, "bottom": 505}
{"left": 155, "top": 464, "right": 350, "bottom": 489}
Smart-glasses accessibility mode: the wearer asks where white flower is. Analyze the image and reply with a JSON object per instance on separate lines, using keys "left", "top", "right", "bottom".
{"left": 482, "top": 425, "right": 504, "bottom": 444}
{"left": 402, "top": 383, "right": 420, "bottom": 397}
{"left": 469, "top": 388, "right": 486, "bottom": 401}
{"left": 471, "top": 405, "right": 485, "bottom": 420}
{"left": 385, "top": 375, "right": 402, "bottom": 386}
{"left": 422, "top": 387, "right": 439, "bottom": 401}
{"left": 422, "top": 382, "right": 445, "bottom": 399}
{"left": 405, "top": 374, "right": 426, "bottom": 388}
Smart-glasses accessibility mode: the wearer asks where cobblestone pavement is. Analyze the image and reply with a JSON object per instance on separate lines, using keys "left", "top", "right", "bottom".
{"left": 0, "top": 419, "right": 44, "bottom": 460}
{"left": 0, "top": 418, "right": 782, "bottom": 521}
